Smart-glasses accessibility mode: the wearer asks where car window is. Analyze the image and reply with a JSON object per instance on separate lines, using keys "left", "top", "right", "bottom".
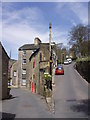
{"left": 57, "top": 67, "right": 63, "bottom": 70}
{"left": 64, "top": 60, "right": 68, "bottom": 62}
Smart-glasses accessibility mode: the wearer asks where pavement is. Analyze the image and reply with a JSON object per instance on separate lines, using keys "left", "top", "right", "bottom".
{"left": 2, "top": 88, "right": 54, "bottom": 119}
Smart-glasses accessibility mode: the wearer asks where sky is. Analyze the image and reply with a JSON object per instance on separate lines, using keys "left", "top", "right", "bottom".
{"left": 0, "top": 1, "right": 89, "bottom": 60}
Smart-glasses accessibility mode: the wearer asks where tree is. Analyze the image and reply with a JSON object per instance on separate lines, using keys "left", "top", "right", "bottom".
{"left": 69, "top": 45, "right": 77, "bottom": 59}
{"left": 68, "top": 24, "right": 89, "bottom": 57}
{"left": 52, "top": 43, "right": 63, "bottom": 64}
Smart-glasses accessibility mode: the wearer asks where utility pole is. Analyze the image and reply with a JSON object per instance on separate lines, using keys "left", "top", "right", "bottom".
{"left": 49, "top": 22, "right": 52, "bottom": 90}
{"left": 20, "top": 51, "right": 22, "bottom": 87}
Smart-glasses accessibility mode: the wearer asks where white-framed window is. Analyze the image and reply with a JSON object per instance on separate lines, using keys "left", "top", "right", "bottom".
{"left": 13, "top": 71, "right": 17, "bottom": 77}
{"left": 22, "top": 79, "right": 26, "bottom": 86}
{"left": 23, "top": 50, "right": 26, "bottom": 55}
{"left": 23, "top": 50, "right": 26, "bottom": 57}
{"left": 22, "top": 69, "right": 26, "bottom": 75}
{"left": 23, "top": 59, "right": 26, "bottom": 64}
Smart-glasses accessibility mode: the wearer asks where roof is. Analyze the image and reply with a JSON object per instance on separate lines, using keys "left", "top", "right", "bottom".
{"left": 19, "top": 42, "right": 50, "bottom": 61}
{"left": 19, "top": 43, "right": 49, "bottom": 51}
{"left": 29, "top": 48, "right": 40, "bottom": 61}
{"left": 29, "top": 43, "right": 49, "bottom": 61}
{"left": 19, "top": 44, "right": 39, "bottom": 50}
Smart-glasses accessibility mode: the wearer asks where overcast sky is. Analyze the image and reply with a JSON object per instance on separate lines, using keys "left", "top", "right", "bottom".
{"left": 0, "top": 1, "right": 89, "bottom": 60}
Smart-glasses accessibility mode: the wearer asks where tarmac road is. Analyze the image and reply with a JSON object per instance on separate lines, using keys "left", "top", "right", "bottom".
{"left": 2, "top": 88, "right": 53, "bottom": 119}
{"left": 53, "top": 62, "right": 89, "bottom": 118}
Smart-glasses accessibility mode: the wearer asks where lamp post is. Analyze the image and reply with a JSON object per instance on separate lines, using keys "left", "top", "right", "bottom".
{"left": 49, "top": 22, "right": 52, "bottom": 90}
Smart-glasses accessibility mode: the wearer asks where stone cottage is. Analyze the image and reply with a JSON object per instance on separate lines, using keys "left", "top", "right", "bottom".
{"left": 0, "top": 42, "right": 10, "bottom": 99}
{"left": 29, "top": 41, "right": 50, "bottom": 94}
{"left": 18, "top": 37, "right": 50, "bottom": 93}
{"left": 11, "top": 37, "right": 57, "bottom": 95}
{"left": 18, "top": 38, "right": 41, "bottom": 88}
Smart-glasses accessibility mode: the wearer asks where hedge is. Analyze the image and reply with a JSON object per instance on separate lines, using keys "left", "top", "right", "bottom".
{"left": 76, "top": 57, "right": 90, "bottom": 83}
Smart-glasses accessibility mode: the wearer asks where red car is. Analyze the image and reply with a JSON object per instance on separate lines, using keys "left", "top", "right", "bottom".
{"left": 55, "top": 65, "right": 64, "bottom": 75}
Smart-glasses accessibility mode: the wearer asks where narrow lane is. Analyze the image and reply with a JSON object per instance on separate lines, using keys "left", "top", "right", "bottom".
{"left": 1, "top": 62, "right": 89, "bottom": 119}
{"left": 53, "top": 62, "right": 89, "bottom": 118}
{"left": 2, "top": 88, "right": 53, "bottom": 118}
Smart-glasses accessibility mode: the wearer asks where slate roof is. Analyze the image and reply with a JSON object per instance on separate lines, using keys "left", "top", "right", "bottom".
{"left": 19, "top": 44, "right": 39, "bottom": 50}
{"left": 19, "top": 43, "right": 49, "bottom": 51}
{"left": 19, "top": 42, "right": 50, "bottom": 61}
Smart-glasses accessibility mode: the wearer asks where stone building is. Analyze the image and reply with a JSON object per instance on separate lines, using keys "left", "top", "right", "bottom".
{"left": 0, "top": 42, "right": 10, "bottom": 99}
{"left": 11, "top": 61, "right": 18, "bottom": 87}
{"left": 18, "top": 38, "right": 40, "bottom": 88}
{"left": 18, "top": 37, "right": 50, "bottom": 94}
{"left": 29, "top": 41, "right": 50, "bottom": 94}
{"left": 11, "top": 37, "right": 57, "bottom": 95}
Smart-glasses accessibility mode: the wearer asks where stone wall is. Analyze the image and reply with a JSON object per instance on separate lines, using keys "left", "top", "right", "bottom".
{"left": 0, "top": 43, "right": 9, "bottom": 99}
{"left": 18, "top": 50, "right": 33, "bottom": 88}
{"left": 30, "top": 46, "right": 50, "bottom": 94}
{"left": 0, "top": 43, "right": 2, "bottom": 99}
{"left": 11, "top": 61, "right": 18, "bottom": 86}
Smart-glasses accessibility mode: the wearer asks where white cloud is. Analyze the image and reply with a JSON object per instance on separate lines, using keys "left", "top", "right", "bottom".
{"left": 70, "top": 3, "right": 88, "bottom": 25}
{"left": 56, "top": 2, "right": 88, "bottom": 25}
{"left": 2, "top": 20, "right": 68, "bottom": 59}
{"left": 2, "top": 4, "right": 50, "bottom": 59}
{"left": 2, "top": 22, "right": 49, "bottom": 58}
{"left": 2, "top": 2, "right": 87, "bottom": 59}
{"left": 52, "top": 28, "right": 68, "bottom": 45}
{"left": 2, "top": 5, "right": 43, "bottom": 25}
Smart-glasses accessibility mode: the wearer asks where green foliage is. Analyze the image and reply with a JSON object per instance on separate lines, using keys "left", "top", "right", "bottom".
{"left": 76, "top": 58, "right": 90, "bottom": 83}
{"left": 68, "top": 24, "right": 89, "bottom": 57}
{"left": 44, "top": 73, "right": 51, "bottom": 80}
{"left": 57, "top": 60, "right": 61, "bottom": 64}
{"left": 76, "top": 57, "right": 90, "bottom": 62}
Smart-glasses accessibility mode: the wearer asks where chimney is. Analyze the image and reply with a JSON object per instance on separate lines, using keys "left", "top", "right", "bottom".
{"left": 34, "top": 37, "right": 41, "bottom": 45}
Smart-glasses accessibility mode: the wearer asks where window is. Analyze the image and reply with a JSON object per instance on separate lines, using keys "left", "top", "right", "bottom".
{"left": 13, "top": 71, "right": 17, "bottom": 77}
{"left": 23, "top": 51, "right": 26, "bottom": 55}
{"left": 22, "top": 79, "right": 26, "bottom": 86}
{"left": 23, "top": 51, "right": 26, "bottom": 57}
{"left": 23, "top": 59, "right": 26, "bottom": 64}
{"left": 22, "top": 69, "right": 26, "bottom": 74}
{"left": 40, "top": 53, "right": 42, "bottom": 61}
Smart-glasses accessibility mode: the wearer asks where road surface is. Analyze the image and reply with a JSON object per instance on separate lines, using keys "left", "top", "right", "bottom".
{"left": 53, "top": 62, "right": 89, "bottom": 118}
{"left": 1, "top": 62, "right": 89, "bottom": 119}
{"left": 1, "top": 88, "right": 53, "bottom": 119}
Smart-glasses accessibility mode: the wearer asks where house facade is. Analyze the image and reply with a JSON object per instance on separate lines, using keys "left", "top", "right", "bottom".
{"left": 0, "top": 42, "right": 10, "bottom": 99}
{"left": 11, "top": 61, "right": 18, "bottom": 87}
{"left": 18, "top": 38, "right": 40, "bottom": 88}
{"left": 11, "top": 37, "right": 57, "bottom": 95}
{"left": 29, "top": 42, "right": 50, "bottom": 94}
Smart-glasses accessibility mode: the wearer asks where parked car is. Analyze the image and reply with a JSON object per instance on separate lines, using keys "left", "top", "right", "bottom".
{"left": 64, "top": 60, "right": 69, "bottom": 65}
{"left": 55, "top": 65, "right": 64, "bottom": 75}
{"left": 67, "top": 58, "right": 72, "bottom": 64}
